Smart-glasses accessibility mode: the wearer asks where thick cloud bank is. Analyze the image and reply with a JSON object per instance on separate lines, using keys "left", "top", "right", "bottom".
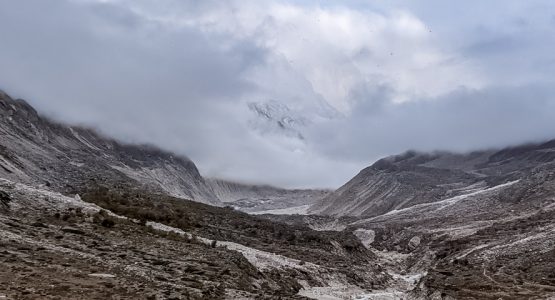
{"left": 1, "top": 0, "right": 555, "bottom": 188}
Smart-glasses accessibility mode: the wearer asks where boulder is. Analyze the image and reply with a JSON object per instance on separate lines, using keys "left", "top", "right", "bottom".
{"left": 353, "top": 229, "right": 376, "bottom": 249}
{"left": 408, "top": 236, "right": 421, "bottom": 251}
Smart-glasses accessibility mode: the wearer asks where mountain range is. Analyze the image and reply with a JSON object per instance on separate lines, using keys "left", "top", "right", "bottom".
{"left": 0, "top": 90, "right": 326, "bottom": 211}
{"left": 1, "top": 90, "right": 554, "bottom": 299}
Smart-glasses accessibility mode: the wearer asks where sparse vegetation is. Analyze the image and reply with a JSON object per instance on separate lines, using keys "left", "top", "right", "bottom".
{"left": 79, "top": 183, "right": 383, "bottom": 288}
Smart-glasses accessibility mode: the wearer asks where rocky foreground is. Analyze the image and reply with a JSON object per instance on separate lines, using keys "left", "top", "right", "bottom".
{"left": 6, "top": 172, "right": 554, "bottom": 300}
{"left": 0, "top": 178, "right": 391, "bottom": 299}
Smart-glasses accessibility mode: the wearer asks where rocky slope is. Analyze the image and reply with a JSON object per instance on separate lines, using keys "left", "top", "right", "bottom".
{"left": 259, "top": 158, "right": 555, "bottom": 298}
{"left": 0, "top": 90, "right": 221, "bottom": 205}
{"left": 310, "top": 142, "right": 555, "bottom": 217}
{"left": 344, "top": 161, "right": 555, "bottom": 299}
{"left": 0, "top": 177, "right": 388, "bottom": 299}
{"left": 298, "top": 141, "right": 555, "bottom": 299}
{"left": 208, "top": 178, "right": 329, "bottom": 213}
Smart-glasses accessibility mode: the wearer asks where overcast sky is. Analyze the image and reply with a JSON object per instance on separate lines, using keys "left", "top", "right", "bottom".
{"left": 1, "top": 0, "right": 555, "bottom": 188}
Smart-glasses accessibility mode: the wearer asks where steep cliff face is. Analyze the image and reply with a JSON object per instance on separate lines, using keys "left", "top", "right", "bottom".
{"left": 310, "top": 143, "right": 555, "bottom": 217}
{"left": 0, "top": 91, "right": 221, "bottom": 205}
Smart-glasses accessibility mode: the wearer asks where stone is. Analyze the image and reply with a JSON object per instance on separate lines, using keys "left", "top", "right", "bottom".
{"left": 61, "top": 227, "right": 85, "bottom": 235}
{"left": 408, "top": 236, "right": 421, "bottom": 251}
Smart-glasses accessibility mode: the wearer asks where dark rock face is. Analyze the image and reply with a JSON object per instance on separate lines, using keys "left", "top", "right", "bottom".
{"left": 310, "top": 141, "right": 555, "bottom": 217}
{"left": 0, "top": 91, "right": 221, "bottom": 205}
{"left": 0, "top": 190, "right": 10, "bottom": 209}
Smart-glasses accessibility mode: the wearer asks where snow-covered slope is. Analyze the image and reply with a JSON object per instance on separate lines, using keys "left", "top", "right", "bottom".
{"left": 247, "top": 99, "right": 341, "bottom": 142}
{"left": 0, "top": 90, "right": 221, "bottom": 205}
{"left": 248, "top": 100, "right": 309, "bottom": 140}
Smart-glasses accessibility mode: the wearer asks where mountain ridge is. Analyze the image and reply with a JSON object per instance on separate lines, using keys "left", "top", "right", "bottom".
{"left": 0, "top": 90, "right": 328, "bottom": 209}
{"left": 309, "top": 141, "right": 555, "bottom": 217}
{"left": 0, "top": 90, "right": 221, "bottom": 205}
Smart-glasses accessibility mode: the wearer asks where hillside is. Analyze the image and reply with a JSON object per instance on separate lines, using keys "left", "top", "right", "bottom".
{"left": 310, "top": 144, "right": 555, "bottom": 217}
{"left": 0, "top": 91, "right": 221, "bottom": 205}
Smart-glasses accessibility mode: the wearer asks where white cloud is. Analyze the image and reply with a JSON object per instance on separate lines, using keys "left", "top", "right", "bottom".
{"left": 1, "top": 0, "right": 555, "bottom": 188}
{"left": 177, "top": 1, "right": 485, "bottom": 111}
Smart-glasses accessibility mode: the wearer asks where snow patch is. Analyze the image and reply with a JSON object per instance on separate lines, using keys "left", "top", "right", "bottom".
{"left": 219, "top": 241, "right": 318, "bottom": 271}
{"left": 88, "top": 273, "right": 116, "bottom": 278}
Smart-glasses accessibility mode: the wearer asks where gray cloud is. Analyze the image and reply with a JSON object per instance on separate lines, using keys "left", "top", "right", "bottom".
{"left": 309, "top": 84, "right": 555, "bottom": 164}
{"left": 1, "top": 0, "right": 555, "bottom": 188}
